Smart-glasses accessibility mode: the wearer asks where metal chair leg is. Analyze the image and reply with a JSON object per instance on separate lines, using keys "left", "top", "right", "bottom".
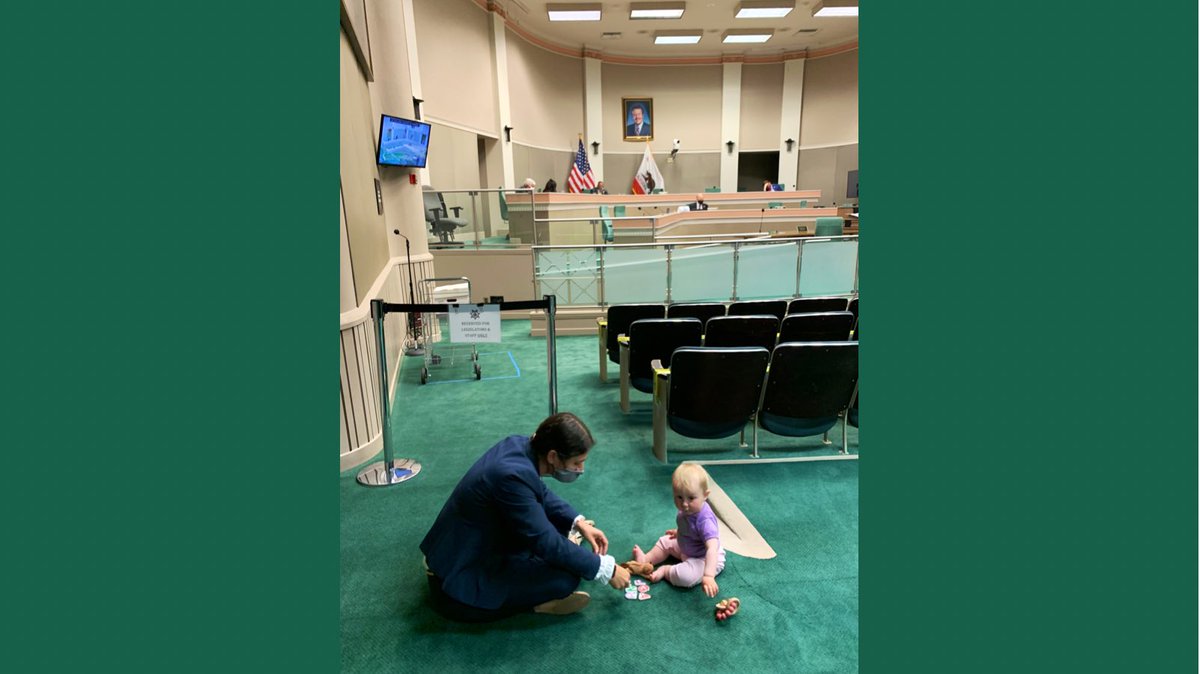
{"left": 752, "top": 416, "right": 759, "bottom": 458}
{"left": 821, "top": 430, "right": 832, "bottom": 445}
{"left": 841, "top": 410, "right": 848, "bottom": 455}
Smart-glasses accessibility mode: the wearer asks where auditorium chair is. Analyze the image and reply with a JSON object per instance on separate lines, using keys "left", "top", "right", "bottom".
{"left": 777, "top": 312, "right": 855, "bottom": 343}
{"left": 597, "top": 304, "right": 664, "bottom": 382}
{"left": 618, "top": 318, "right": 702, "bottom": 413}
{"left": 787, "top": 296, "right": 849, "bottom": 315}
{"left": 757, "top": 342, "right": 859, "bottom": 455}
{"left": 649, "top": 347, "right": 770, "bottom": 463}
{"left": 727, "top": 299, "right": 788, "bottom": 321}
{"left": 703, "top": 315, "right": 779, "bottom": 352}
{"left": 666, "top": 302, "right": 726, "bottom": 327}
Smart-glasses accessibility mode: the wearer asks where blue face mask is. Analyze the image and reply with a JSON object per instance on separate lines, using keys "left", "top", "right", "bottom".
{"left": 550, "top": 453, "right": 584, "bottom": 483}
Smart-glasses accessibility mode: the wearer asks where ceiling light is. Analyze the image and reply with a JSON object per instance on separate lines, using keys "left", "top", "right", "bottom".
{"left": 654, "top": 30, "right": 703, "bottom": 44}
{"left": 723, "top": 29, "right": 773, "bottom": 43}
{"left": 735, "top": 1, "right": 794, "bottom": 19}
{"left": 546, "top": 3, "right": 602, "bottom": 21}
{"left": 630, "top": 2, "right": 686, "bottom": 19}
{"left": 812, "top": 0, "right": 857, "bottom": 17}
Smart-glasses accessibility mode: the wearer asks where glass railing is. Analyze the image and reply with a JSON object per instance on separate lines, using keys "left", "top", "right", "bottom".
{"left": 532, "top": 235, "right": 858, "bottom": 307}
{"left": 424, "top": 187, "right": 534, "bottom": 250}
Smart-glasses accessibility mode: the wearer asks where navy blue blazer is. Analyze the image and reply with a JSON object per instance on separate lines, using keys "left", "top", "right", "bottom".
{"left": 419, "top": 435, "right": 601, "bottom": 609}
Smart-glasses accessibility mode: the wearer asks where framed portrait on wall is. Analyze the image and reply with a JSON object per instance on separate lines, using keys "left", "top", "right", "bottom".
{"left": 622, "top": 98, "right": 653, "bottom": 140}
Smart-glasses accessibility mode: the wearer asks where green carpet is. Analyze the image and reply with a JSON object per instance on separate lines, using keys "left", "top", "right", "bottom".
{"left": 341, "top": 320, "right": 858, "bottom": 672}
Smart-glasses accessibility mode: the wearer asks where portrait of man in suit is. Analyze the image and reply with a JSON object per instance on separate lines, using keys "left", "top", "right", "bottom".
{"left": 623, "top": 98, "right": 653, "bottom": 140}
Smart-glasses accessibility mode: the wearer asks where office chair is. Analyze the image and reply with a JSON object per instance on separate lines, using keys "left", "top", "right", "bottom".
{"left": 422, "top": 186, "right": 468, "bottom": 244}
{"left": 815, "top": 216, "right": 843, "bottom": 237}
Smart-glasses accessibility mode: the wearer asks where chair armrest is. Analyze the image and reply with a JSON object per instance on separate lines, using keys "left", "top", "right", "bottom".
{"left": 617, "top": 334, "right": 629, "bottom": 345}
{"left": 597, "top": 318, "right": 607, "bottom": 327}
{"left": 650, "top": 359, "right": 663, "bottom": 371}
{"left": 449, "top": 206, "right": 463, "bottom": 217}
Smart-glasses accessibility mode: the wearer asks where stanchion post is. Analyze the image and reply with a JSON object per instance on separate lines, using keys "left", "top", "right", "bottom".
{"left": 545, "top": 294, "right": 558, "bottom": 416}
{"left": 356, "top": 299, "right": 422, "bottom": 487}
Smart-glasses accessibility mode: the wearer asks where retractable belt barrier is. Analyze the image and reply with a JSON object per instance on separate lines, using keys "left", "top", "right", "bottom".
{"left": 356, "top": 295, "right": 559, "bottom": 487}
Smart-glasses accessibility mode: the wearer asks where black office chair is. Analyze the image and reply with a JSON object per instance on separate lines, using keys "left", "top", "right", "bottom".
{"left": 422, "top": 186, "right": 468, "bottom": 244}
{"left": 666, "top": 302, "right": 726, "bottom": 327}
{"left": 757, "top": 341, "right": 859, "bottom": 455}
{"left": 650, "top": 347, "right": 770, "bottom": 463}
{"left": 703, "top": 315, "right": 779, "bottom": 352}
{"left": 787, "top": 297, "right": 849, "bottom": 315}
{"left": 728, "top": 299, "right": 787, "bottom": 321}
{"left": 619, "top": 318, "right": 703, "bottom": 412}
{"left": 597, "top": 303, "right": 664, "bottom": 382}
{"left": 777, "top": 312, "right": 855, "bottom": 343}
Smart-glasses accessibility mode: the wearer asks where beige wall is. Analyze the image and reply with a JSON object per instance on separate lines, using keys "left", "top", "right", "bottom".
{"left": 412, "top": 0, "right": 496, "bottom": 135}
{"left": 796, "top": 143, "right": 859, "bottom": 207}
{"left": 340, "top": 29, "right": 388, "bottom": 306}
{"left": 740, "top": 64, "right": 784, "bottom": 151}
{"left": 512, "top": 144, "right": 574, "bottom": 191}
{"left": 506, "top": 31, "right": 585, "bottom": 150}
{"left": 800, "top": 50, "right": 859, "bottom": 147}
{"left": 602, "top": 152, "right": 720, "bottom": 196}
{"left": 427, "top": 122, "right": 483, "bottom": 191}
{"left": 601, "top": 63, "right": 723, "bottom": 153}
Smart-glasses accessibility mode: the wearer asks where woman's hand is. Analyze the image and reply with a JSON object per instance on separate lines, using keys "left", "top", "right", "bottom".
{"left": 665, "top": 528, "right": 677, "bottom": 539}
{"left": 578, "top": 520, "right": 609, "bottom": 555}
{"left": 609, "top": 563, "right": 631, "bottom": 590}
{"left": 701, "top": 575, "right": 719, "bottom": 598}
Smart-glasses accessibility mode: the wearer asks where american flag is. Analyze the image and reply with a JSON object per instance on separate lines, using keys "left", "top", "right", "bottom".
{"left": 566, "top": 139, "right": 597, "bottom": 193}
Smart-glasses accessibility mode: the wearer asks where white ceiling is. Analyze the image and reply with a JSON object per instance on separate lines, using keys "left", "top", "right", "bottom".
{"left": 500, "top": 1, "right": 858, "bottom": 59}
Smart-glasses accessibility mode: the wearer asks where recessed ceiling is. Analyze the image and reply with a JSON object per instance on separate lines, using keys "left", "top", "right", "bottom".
{"left": 503, "top": 1, "right": 858, "bottom": 59}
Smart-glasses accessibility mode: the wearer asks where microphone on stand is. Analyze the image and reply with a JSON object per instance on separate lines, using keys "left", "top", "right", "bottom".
{"left": 394, "top": 230, "right": 425, "bottom": 357}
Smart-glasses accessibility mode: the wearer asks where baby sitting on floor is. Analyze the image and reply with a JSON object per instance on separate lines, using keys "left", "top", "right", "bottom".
{"left": 624, "top": 463, "right": 725, "bottom": 597}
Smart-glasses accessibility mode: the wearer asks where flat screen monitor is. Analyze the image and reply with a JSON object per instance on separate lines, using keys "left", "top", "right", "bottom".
{"left": 846, "top": 170, "right": 859, "bottom": 198}
{"left": 376, "top": 115, "right": 431, "bottom": 168}
{"left": 771, "top": 183, "right": 784, "bottom": 191}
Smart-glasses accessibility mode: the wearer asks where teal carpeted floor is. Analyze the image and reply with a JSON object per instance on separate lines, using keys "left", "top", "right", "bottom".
{"left": 341, "top": 320, "right": 859, "bottom": 672}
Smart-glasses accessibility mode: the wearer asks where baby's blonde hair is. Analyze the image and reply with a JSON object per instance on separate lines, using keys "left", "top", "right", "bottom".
{"left": 672, "top": 463, "right": 710, "bottom": 493}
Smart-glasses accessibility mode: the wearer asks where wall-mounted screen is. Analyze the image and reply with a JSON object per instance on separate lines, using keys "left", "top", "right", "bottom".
{"left": 376, "top": 115, "right": 431, "bottom": 168}
{"left": 846, "top": 170, "right": 859, "bottom": 199}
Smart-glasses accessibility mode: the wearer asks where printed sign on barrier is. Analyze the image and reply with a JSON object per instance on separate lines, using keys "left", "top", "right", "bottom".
{"left": 448, "top": 304, "right": 501, "bottom": 343}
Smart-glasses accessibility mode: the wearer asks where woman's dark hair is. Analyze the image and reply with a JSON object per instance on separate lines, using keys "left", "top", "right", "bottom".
{"left": 531, "top": 412, "right": 594, "bottom": 460}
{"left": 543, "top": 178, "right": 557, "bottom": 193}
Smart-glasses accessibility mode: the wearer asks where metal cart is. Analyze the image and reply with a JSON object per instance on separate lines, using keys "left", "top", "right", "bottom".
{"left": 418, "top": 277, "right": 480, "bottom": 384}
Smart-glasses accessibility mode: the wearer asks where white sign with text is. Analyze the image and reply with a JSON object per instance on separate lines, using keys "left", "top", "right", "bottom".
{"left": 448, "top": 304, "right": 501, "bottom": 343}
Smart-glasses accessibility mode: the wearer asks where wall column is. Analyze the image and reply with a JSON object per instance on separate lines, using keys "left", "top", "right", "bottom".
{"left": 778, "top": 56, "right": 806, "bottom": 191}
{"left": 583, "top": 53, "right": 605, "bottom": 183}
{"left": 368, "top": 0, "right": 429, "bottom": 259}
{"left": 719, "top": 59, "right": 742, "bottom": 193}
{"left": 490, "top": 13, "right": 515, "bottom": 189}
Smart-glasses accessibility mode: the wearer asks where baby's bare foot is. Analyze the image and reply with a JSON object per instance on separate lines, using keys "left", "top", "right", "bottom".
{"left": 632, "top": 545, "right": 646, "bottom": 563}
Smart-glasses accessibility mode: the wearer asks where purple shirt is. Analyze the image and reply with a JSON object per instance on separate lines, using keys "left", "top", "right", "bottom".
{"left": 675, "top": 502, "right": 720, "bottom": 559}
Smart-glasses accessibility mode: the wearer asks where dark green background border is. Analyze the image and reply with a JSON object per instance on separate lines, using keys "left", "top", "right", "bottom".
{"left": 3, "top": 4, "right": 339, "bottom": 672}
{"left": 863, "top": 3, "right": 1197, "bottom": 672}
{"left": 3, "top": 3, "right": 1195, "bottom": 672}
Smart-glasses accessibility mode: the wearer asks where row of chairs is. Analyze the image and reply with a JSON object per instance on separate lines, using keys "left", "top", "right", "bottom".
{"left": 618, "top": 314, "right": 855, "bottom": 413}
{"left": 651, "top": 342, "right": 859, "bottom": 463}
{"left": 597, "top": 297, "right": 858, "bottom": 382}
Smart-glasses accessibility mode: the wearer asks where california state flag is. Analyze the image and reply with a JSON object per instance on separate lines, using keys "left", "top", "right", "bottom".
{"left": 630, "top": 143, "right": 664, "bottom": 195}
